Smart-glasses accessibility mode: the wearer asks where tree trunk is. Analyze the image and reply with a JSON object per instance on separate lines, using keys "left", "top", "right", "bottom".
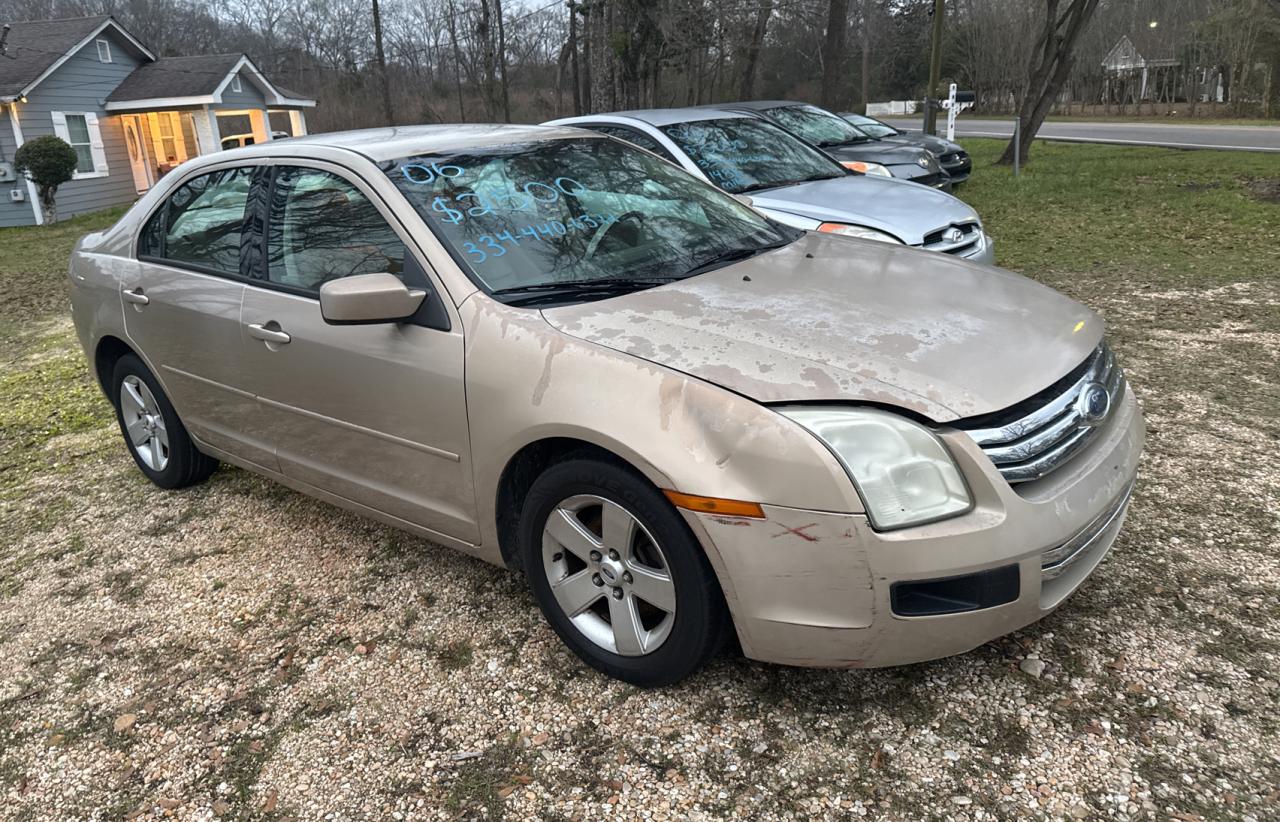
{"left": 568, "top": 0, "right": 583, "bottom": 115}
{"left": 738, "top": 0, "right": 771, "bottom": 100}
{"left": 447, "top": 3, "right": 466, "bottom": 120}
{"left": 38, "top": 185, "right": 57, "bottom": 225}
{"left": 587, "top": 0, "right": 612, "bottom": 112}
{"left": 859, "top": 0, "right": 870, "bottom": 109}
{"left": 819, "top": 0, "right": 850, "bottom": 110}
{"left": 997, "top": 0, "right": 1100, "bottom": 166}
{"left": 495, "top": 0, "right": 510, "bottom": 122}
{"left": 371, "top": 0, "right": 394, "bottom": 126}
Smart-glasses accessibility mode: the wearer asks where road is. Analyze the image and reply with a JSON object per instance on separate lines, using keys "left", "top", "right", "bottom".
{"left": 883, "top": 117, "right": 1280, "bottom": 152}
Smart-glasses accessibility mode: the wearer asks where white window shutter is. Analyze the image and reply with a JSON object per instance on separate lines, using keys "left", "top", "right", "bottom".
{"left": 85, "top": 112, "right": 110, "bottom": 173}
{"left": 51, "top": 111, "right": 69, "bottom": 141}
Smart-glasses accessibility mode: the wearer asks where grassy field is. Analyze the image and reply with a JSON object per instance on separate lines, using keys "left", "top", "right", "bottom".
{"left": 0, "top": 144, "right": 1278, "bottom": 820}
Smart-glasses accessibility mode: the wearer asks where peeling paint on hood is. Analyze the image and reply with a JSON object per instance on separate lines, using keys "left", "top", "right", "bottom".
{"left": 542, "top": 232, "right": 1102, "bottom": 422}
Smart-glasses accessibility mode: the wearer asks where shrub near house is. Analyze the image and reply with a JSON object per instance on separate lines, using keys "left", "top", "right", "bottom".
{"left": 14, "top": 135, "right": 78, "bottom": 224}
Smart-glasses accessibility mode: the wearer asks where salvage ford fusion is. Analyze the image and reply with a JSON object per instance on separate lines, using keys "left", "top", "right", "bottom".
{"left": 69, "top": 125, "right": 1143, "bottom": 686}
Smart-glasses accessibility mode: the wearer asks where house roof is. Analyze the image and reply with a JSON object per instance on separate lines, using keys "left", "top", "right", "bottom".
{"left": 104, "top": 53, "right": 316, "bottom": 109}
{"left": 0, "top": 15, "right": 153, "bottom": 99}
{"left": 105, "top": 54, "right": 242, "bottom": 102}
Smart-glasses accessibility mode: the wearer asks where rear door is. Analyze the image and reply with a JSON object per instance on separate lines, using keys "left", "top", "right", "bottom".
{"left": 124, "top": 164, "right": 277, "bottom": 469}
{"left": 236, "top": 162, "right": 477, "bottom": 543}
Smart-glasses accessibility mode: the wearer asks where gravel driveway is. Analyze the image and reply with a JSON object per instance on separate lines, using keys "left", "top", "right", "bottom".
{"left": 2, "top": 265, "right": 1278, "bottom": 818}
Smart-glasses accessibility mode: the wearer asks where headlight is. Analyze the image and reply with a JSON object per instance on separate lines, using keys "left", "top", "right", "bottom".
{"left": 817, "top": 223, "right": 902, "bottom": 244}
{"left": 842, "top": 161, "right": 893, "bottom": 177}
{"left": 777, "top": 407, "right": 972, "bottom": 530}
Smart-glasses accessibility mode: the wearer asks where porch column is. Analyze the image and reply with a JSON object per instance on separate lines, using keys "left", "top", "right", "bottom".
{"left": 288, "top": 109, "right": 308, "bottom": 137}
{"left": 192, "top": 106, "right": 221, "bottom": 155}
{"left": 249, "top": 109, "right": 271, "bottom": 143}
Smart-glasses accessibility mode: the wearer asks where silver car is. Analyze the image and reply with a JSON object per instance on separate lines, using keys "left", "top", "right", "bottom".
{"left": 546, "top": 108, "right": 993, "bottom": 265}
{"left": 69, "top": 125, "right": 1141, "bottom": 686}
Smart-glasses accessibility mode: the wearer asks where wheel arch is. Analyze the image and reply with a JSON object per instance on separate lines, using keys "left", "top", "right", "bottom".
{"left": 93, "top": 334, "right": 138, "bottom": 398}
{"left": 493, "top": 435, "right": 672, "bottom": 571}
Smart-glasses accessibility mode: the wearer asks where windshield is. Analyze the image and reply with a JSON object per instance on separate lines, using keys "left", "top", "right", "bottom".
{"left": 842, "top": 113, "right": 898, "bottom": 139}
{"left": 764, "top": 104, "right": 871, "bottom": 147}
{"left": 659, "top": 117, "right": 846, "bottom": 194}
{"left": 384, "top": 137, "right": 797, "bottom": 301}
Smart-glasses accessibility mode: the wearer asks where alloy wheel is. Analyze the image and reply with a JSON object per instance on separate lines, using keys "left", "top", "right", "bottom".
{"left": 540, "top": 494, "right": 676, "bottom": 656}
{"left": 120, "top": 375, "right": 169, "bottom": 471}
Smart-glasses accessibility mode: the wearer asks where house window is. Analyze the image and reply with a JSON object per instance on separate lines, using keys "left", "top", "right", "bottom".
{"left": 230, "top": 75, "right": 242, "bottom": 93}
{"left": 51, "top": 112, "right": 108, "bottom": 178}
{"left": 155, "top": 114, "right": 178, "bottom": 163}
{"left": 96, "top": 39, "right": 112, "bottom": 63}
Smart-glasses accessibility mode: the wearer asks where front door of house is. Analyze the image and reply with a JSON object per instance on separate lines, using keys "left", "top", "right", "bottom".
{"left": 122, "top": 116, "right": 151, "bottom": 193}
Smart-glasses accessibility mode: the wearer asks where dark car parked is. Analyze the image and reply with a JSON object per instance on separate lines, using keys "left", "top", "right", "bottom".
{"left": 840, "top": 112, "right": 972, "bottom": 184}
{"left": 717, "top": 101, "right": 952, "bottom": 191}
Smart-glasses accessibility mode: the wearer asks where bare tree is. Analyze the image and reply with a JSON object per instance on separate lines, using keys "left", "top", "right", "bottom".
{"left": 738, "top": 0, "right": 773, "bottom": 100}
{"left": 819, "top": 0, "right": 850, "bottom": 109}
{"left": 998, "top": 0, "right": 1101, "bottom": 165}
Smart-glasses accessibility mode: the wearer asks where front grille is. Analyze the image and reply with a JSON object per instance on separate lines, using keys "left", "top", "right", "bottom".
{"left": 939, "top": 152, "right": 959, "bottom": 164}
{"left": 956, "top": 343, "right": 1125, "bottom": 484}
{"left": 922, "top": 221, "right": 982, "bottom": 256}
{"left": 1041, "top": 480, "right": 1134, "bottom": 579}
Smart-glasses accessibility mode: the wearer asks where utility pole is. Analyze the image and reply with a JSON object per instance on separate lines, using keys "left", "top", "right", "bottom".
{"left": 924, "top": 0, "right": 945, "bottom": 135}
{"left": 371, "top": 0, "right": 394, "bottom": 126}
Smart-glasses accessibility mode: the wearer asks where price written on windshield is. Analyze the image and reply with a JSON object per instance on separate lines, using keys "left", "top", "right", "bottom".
{"left": 461, "top": 213, "right": 618, "bottom": 264}
{"left": 400, "top": 163, "right": 590, "bottom": 226}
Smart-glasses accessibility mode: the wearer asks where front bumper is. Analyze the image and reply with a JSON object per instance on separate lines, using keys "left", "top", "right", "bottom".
{"left": 940, "top": 153, "right": 972, "bottom": 183}
{"left": 682, "top": 382, "right": 1144, "bottom": 668}
{"left": 888, "top": 164, "right": 953, "bottom": 192}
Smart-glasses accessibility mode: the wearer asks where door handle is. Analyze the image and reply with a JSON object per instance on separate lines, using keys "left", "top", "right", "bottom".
{"left": 247, "top": 323, "right": 291, "bottom": 345}
{"left": 122, "top": 287, "right": 150, "bottom": 305}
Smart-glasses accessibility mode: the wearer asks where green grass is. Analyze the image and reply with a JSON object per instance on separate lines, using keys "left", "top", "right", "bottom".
{"left": 0, "top": 207, "right": 127, "bottom": 326}
{"left": 956, "top": 138, "right": 1280, "bottom": 290}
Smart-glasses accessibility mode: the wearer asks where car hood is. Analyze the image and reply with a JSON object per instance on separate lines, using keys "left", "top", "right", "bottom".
{"left": 541, "top": 232, "right": 1101, "bottom": 422}
{"left": 881, "top": 132, "right": 961, "bottom": 154}
{"left": 822, "top": 141, "right": 932, "bottom": 167}
{"left": 749, "top": 175, "right": 977, "bottom": 244}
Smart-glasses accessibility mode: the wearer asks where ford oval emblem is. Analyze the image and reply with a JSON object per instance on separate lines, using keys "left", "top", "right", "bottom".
{"left": 1076, "top": 382, "right": 1111, "bottom": 426}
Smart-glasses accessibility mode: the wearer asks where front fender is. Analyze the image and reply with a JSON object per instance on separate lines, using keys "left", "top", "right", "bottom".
{"left": 462, "top": 296, "right": 864, "bottom": 559}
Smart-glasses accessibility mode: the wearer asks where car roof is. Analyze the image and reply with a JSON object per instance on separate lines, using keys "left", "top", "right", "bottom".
{"left": 554, "top": 107, "right": 760, "bottom": 128}
{"left": 713, "top": 100, "right": 805, "bottom": 112}
{"left": 216, "top": 123, "right": 591, "bottom": 163}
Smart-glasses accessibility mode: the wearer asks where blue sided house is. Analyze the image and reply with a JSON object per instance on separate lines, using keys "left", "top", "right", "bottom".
{"left": 0, "top": 15, "right": 315, "bottom": 226}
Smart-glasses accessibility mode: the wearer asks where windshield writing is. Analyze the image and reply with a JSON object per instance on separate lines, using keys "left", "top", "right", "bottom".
{"left": 384, "top": 137, "right": 795, "bottom": 299}
{"left": 766, "top": 104, "right": 868, "bottom": 147}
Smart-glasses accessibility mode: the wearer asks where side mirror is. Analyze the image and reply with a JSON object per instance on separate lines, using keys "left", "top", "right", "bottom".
{"left": 319, "top": 272, "right": 426, "bottom": 325}
{"left": 732, "top": 193, "right": 755, "bottom": 208}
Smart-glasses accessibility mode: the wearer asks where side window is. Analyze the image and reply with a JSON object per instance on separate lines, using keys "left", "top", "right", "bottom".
{"left": 139, "top": 167, "right": 253, "bottom": 275}
{"left": 265, "top": 167, "right": 406, "bottom": 293}
{"left": 586, "top": 125, "right": 677, "bottom": 163}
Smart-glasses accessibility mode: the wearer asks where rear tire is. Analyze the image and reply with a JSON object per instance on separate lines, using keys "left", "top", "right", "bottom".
{"left": 111, "top": 354, "right": 217, "bottom": 489}
{"left": 519, "top": 458, "right": 729, "bottom": 687}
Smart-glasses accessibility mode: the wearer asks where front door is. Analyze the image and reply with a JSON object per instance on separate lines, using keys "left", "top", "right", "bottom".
{"left": 237, "top": 164, "right": 478, "bottom": 543}
{"left": 123, "top": 164, "right": 277, "bottom": 470}
{"left": 122, "top": 116, "right": 151, "bottom": 193}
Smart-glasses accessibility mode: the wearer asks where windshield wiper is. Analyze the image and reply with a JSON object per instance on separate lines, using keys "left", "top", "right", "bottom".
{"left": 491, "top": 276, "right": 681, "bottom": 305}
{"left": 683, "top": 239, "right": 790, "bottom": 278}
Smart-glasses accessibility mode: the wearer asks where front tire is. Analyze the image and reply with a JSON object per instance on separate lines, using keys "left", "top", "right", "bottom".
{"left": 519, "top": 458, "right": 729, "bottom": 686}
{"left": 111, "top": 354, "right": 217, "bottom": 489}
